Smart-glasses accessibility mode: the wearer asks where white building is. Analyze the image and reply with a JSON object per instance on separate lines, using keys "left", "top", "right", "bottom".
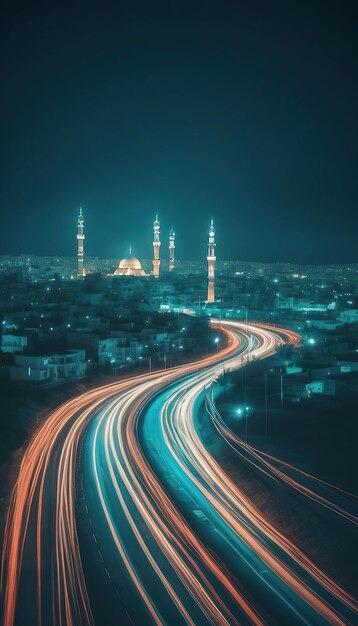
{"left": 306, "top": 380, "right": 336, "bottom": 396}
{"left": 338, "top": 309, "right": 358, "bottom": 324}
{"left": 1, "top": 334, "right": 28, "bottom": 353}
{"left": 10, "top": 350, "right": 86, "bottom": 382}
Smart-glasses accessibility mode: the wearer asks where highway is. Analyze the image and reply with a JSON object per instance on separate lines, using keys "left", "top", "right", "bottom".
{"left": 206, "top": 389, "right": 358, "bottom": 527}
{"left": 1, "top": 320, "right": 357, "bottom": 626}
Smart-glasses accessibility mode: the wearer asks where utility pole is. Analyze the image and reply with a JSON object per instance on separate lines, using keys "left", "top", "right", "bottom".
{"left": 245, "top": 406, "right": 249, "bottom": 444}
{"left": 264, "top": 372, "right": 268, "bottom": 436}
{"left": 280, "top": 371, "right": 284, "bottom": 408}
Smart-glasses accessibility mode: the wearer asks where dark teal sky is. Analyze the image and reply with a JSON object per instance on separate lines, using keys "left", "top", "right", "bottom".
{"left": 0, "top": 1, "right": 357, "bottom": 263}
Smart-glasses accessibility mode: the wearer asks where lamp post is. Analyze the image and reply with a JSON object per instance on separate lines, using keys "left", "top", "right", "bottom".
{"left": 264, "top": 372, "right": 268, "bottom": 436}
{"left": 237, "top": 406, "right": 250, "bottom": 443}
{"left": 245, "top": 405, "right": 249, "bottom": 444}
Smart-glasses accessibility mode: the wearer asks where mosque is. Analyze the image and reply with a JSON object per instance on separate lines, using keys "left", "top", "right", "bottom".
{"left": 113, "top": 247, "right": 146, "bottom": 276}
{"left": 76, "top": 211, "right": 216, "bottom": 302}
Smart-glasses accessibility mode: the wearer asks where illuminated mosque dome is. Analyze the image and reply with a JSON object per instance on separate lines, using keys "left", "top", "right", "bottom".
{"left": 113, "top": 249, "right": 146, "bottom": 276}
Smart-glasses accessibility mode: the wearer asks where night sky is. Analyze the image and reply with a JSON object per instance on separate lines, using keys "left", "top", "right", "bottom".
{"left": 0, "top": 1, "right": 357, "bottom": 263}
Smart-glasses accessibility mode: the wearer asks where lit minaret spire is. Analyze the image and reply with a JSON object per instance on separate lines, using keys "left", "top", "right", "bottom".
{"left": 153, "top": 213, "right": 161, "bottom": 278}
{"left": 207, "top": 218, "right": 216, "bottom": 303}
{"left": 169, "top": 228, "right": 175, "bottom": 271}
{"left": 77, "top": 207, "right": 85, "bottom": 277}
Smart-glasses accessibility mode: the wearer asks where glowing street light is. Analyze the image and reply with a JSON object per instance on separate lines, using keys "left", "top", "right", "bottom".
{"left": 235, "top": 405, "right": 252, "bottom": 443}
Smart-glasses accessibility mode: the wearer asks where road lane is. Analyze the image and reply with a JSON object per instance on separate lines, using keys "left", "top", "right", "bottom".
{"left": 1, "top": 321, "right": 242, "bottom": 626}
{"left": 2, "top": 320, "right": 356, "bottom": 626}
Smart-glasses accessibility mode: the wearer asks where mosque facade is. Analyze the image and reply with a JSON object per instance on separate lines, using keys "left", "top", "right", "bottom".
{"left": 113, "top": 248, "right": 147, "bottom": 276}
{"left": 76, "top": 212, "right": 216, "bottom": 302}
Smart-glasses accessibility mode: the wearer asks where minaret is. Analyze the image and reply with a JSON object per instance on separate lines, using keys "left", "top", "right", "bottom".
{"left": 169, "top": 228, "right": 175, "bottom": 271}
{"left": 207, "top": 218, "right": 216, "bottom": 303}
{"left": 153, "top": 213, "right": 161, "bottom": 278}
{"left": 77, "top": 207, "right": 85, "bottom": 277}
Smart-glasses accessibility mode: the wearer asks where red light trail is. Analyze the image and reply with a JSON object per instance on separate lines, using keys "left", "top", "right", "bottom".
{"left": 1, "top": 321, "right": 356, "bottom": 626}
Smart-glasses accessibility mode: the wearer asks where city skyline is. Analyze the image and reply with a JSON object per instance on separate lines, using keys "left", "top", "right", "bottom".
{"left": 1, "top": 204, "right": 357, "bottom": 267}
{"left": 1, "top": 2, "right": 357, "bottom": 264}
{"left": 0, "top": 5, "right": 357, "bottom": 626}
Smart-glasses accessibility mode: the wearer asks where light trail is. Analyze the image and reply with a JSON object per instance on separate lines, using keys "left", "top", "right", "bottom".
{"left": 1, "top": 320, "right": 356, "bottom": 625}
{"left": 0, "top": 323, "right": 242, "bottom": 626}
{"left": 205, "top": 391, "right": 358, "bottom": 526}
{"left": 147, "top": 328, "right": 357, "bottom": 624}
{"left": 86, "top": 321, "right": 356, "bottom": 624}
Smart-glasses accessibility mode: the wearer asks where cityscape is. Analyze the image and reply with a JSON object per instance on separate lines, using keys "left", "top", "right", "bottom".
{"left": 1, "top": 3, "right": 357, "bottom": 626}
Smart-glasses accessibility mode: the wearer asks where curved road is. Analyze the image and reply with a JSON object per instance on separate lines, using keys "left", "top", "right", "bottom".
{"left": 1, "top": 320, "right": 357, "bottom": 626}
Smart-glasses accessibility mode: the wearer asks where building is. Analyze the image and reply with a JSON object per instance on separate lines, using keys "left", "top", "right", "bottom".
{"left": 9, "top": 350, "right": 86, "bottom": 382}
{"left": 169, "top": 228, "right": 175, "bottom": 271}
{"left": 153, "top": 214, "right": 161, "bottom": 278}
{"left": 338, "top": 309, "right": 358, "bottom": 324}
{"left": 71, "top": 211, "right": 222, "bottom": 282}
{"left": 77, "top": 207, "right": 85, "bottom": 277}
{"left": 113, "top": 249, "right": 147, "bottom": 276}
{"left": 1, "top": 334, "right": 28, "bottom": 353}
{"left": 207, "top": 219, "right": 216, "bottom": 303}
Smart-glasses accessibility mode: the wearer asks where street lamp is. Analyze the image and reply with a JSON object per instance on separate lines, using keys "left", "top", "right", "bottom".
{"left": 245, "top": 406, "right": 250, "bottom": 443}
{"left": 264, "top": 372, "right": 268, "bottom": 436}
{"left": 215, "top": 337, "right": 219, "bottom": 352}
{"left": 236, "top": 406, "right": 250, "bottom": 443}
